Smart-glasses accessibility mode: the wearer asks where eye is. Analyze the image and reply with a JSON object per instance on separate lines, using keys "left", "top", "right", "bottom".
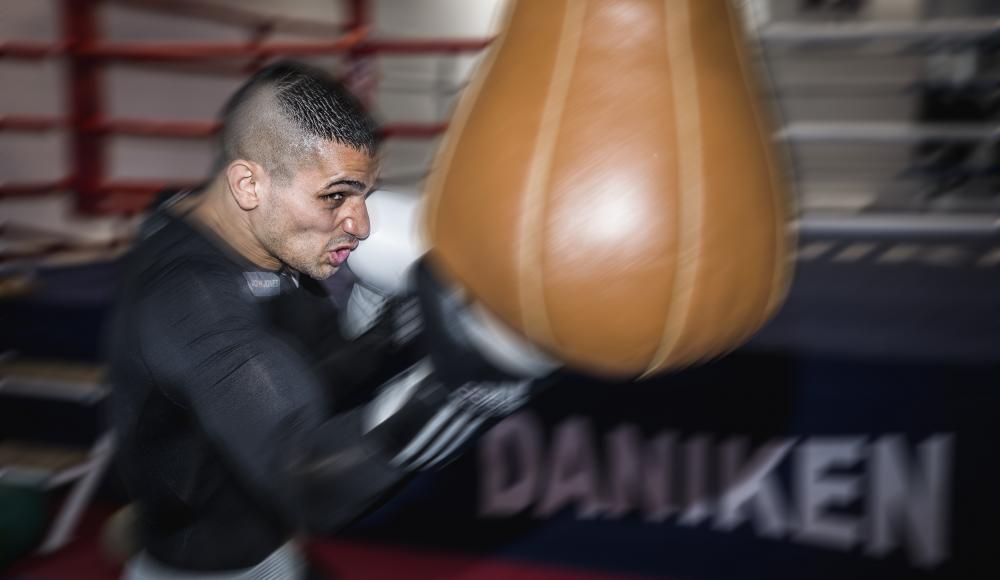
{"left": 320, "top": 192, "right": 346, "bottom": 204}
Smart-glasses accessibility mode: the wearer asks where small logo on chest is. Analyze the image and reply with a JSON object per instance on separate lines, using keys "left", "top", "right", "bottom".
{"left": 243, "top": 272, "right": 281, "bottom": 297}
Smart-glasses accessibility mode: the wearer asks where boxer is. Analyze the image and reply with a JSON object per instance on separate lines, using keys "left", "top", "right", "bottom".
{"left": 106, "top": 62, "right": 546, "bottom": 580}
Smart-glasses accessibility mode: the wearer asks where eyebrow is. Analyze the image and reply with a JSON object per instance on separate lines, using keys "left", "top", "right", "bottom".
{"left": 320, "top": 178, "right": 369, "bottom": 192}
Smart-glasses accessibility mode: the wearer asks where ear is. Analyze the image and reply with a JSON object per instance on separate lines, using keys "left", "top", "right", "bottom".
{"left": 225, "top": 160, "right": 268, "bottom": 211}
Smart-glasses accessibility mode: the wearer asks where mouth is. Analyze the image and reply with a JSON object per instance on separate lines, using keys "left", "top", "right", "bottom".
{"left": 328, "top": 243, "right": 358, "bottom": 267}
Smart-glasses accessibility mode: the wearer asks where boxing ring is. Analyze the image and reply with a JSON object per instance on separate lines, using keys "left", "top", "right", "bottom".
{"left": 0, "top": 0, "right": 489, "bottom": 216}
{"left": 2, "top": 2, "right": 1000, "bottom": 579}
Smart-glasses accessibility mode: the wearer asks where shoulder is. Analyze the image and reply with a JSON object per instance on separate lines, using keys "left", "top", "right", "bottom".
{"left": 124, "top": 227, "right": 252, "bottom": 313}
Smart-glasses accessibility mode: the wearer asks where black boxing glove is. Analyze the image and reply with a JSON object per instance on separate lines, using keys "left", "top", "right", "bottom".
{"left": 360, "top": 258, "right": 560, "bottom": 470}
{"left": 315, "top": 283, "right": 424, "bottom": 409}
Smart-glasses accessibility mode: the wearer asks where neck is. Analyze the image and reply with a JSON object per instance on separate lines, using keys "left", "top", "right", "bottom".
{"left": 191, "top": 176, "right": 283, "bottom": 272}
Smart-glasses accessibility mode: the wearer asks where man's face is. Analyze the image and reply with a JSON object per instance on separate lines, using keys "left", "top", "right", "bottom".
{"left": 258, "top": 141, "right": 378, "bottom": 280}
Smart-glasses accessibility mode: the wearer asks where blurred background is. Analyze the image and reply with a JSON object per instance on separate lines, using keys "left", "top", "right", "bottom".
{"left": 1, "top": 1, "right": 998, "bottom": 579}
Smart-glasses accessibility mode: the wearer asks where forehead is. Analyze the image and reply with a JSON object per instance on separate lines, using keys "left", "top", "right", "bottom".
{"left": 294, "top": 141, "right": 378, "bottom": 183}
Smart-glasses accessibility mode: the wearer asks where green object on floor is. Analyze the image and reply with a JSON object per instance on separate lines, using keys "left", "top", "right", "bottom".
{"left": 0, "top": 483, "right": 47, "bottom": 570}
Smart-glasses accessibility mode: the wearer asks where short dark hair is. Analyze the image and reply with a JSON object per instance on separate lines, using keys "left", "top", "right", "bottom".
{"left": 217, "top": 61, "right": 380, "bottom": 182}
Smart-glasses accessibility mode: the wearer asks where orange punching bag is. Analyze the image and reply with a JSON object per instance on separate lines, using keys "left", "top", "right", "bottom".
{"left": 423, "top": 0, "right": 794, "bottom": 379}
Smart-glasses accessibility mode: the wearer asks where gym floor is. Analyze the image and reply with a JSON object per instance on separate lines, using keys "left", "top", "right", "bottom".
{"left": 7, "top": 502, "right": 658, "bottom": 580}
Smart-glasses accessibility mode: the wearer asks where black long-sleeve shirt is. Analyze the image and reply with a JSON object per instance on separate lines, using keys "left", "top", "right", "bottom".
{"left": 107, "top": 192, "right": 412, "bottom": 571}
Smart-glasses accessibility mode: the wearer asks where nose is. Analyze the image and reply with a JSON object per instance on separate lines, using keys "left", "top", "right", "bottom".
{"left": 341, "top": 195, "right": 371, "bottom": 240}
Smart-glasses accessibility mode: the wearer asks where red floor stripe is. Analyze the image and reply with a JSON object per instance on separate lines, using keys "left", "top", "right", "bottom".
{"left": 307, "top": 539, "right": 663, "bottom": 580}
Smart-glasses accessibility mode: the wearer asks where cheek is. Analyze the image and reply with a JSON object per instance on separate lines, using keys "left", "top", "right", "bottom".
{"left": 261, "top": 202, "right": 307, "bottom": 251}
{"left": 282, "top": 199, "right": 331, "bottom": 236}
{"left": 293, "top": 197, "right": 338, "bottom": 232}
{"left": 296, "top": 214, "right": 339, "bottom": 254}
{"left": 316, "top": 210, "right": 341, "bottom": 232}
{"left": 273, "top": 194, "right": 340, "bottom": 251}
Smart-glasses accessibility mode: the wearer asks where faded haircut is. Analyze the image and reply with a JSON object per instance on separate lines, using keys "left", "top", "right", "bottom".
{"left": 216, "top": 61, "right": 380, "bottom": 183}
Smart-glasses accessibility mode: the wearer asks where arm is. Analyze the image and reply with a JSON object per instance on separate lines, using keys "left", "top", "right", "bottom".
{"left": 312, "top": 289, "right": 424, "bottom": 409}
{"left": 339, "top": 189, "right": 562, "bottom": 470}
{"left": 359, "top": 258, "right": 560, "bottom": 470}
{"left": 136, "top": 261, "right": 409, "bottom": 533}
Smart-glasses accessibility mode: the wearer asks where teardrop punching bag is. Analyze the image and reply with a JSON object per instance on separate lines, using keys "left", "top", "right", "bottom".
{"left": 422, "top": 0, "right": 795, "bottom": 379}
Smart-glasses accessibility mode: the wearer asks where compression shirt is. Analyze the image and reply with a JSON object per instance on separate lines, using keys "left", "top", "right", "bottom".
{"left": 106, "top": 190, "right": 413, "bottom": 571}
